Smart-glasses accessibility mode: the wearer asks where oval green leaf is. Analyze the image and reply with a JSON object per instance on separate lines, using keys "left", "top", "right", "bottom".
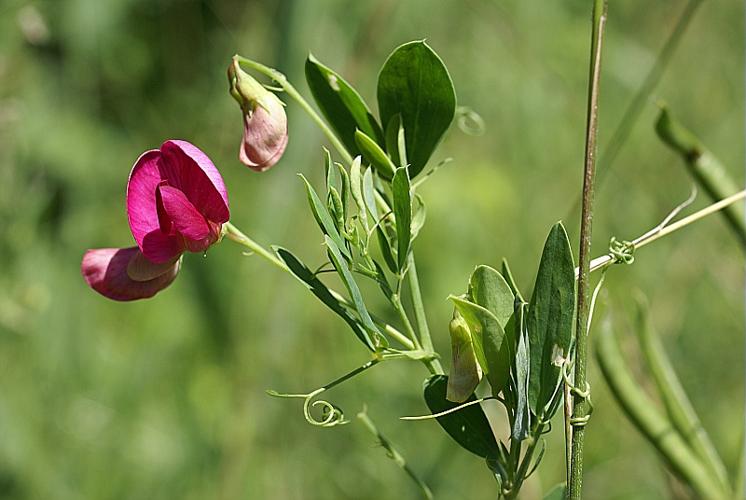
{"left": 377, "top": 41, "right": 456, "bottom": 177}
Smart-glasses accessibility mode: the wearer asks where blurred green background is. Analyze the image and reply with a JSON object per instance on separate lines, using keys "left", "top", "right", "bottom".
{"left": 0, "top": 0, "right": 743, "bottom": 498}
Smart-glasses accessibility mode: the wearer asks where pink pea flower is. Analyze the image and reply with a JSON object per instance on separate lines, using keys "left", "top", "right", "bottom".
{"left": 228, "top": 58, "right": 288, "bottom": 172}
{"left": 82, "top": 140, "right": 230, "bottom": 301}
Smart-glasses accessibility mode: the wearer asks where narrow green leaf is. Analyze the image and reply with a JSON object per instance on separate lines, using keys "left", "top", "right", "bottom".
{"left": 527, "top": 223, "right": 575, "bottom": 417}
{"left": 376, "top": 225, "right": 398, "bottom": 274}
{"left": 449, "top": 296, "right": 506, "bottom": 393}
{"left": 299, "top": 174, "right": 351, "bottom": 259}
{"left": 362, "top": 167, "right": 379, "bottom": 221}
{"left": 372, "top": 260, "right": 394, "bottom": 300}
{"left": 655, "top": 106, "right": 746, "bottom": 244}
{"left": 411, "top": 194, "right": 426, "bottom": 240}
{"left": 325, "top": 235, "right": 383, "bottom": 350}
{"left": 349, "top": 156, "right": 368, "bottom": 229}
{"left": 328, "top": 186, "right": 345, "bottom": 235}
{"left": 512, "top": 303, "right": 530, "bottom": 440}
{"left": 355, "top": 129, "right": 396, "bottom": 180}
{"left": 392, "top": 167, "right": 412, "bottom": 271}
{"left": 423, "top": 375, "right": 499, "bottom": 459}
{"left": 324, "top": 148, "right": 338, "bottom": 192}
{"left": 385, "top": 114, "right": 403, "bottom": 167}
{"left": 335, "top": 162, "right": 350, "bottom": 216}
{"left": 274, "top": 247, "right": 372, "bottom": 350}
{"left": 305, "top": 54, "right": 384, "bottom": 154}
{"left": 377, "top": 40, "right": 456, "bottom": 176}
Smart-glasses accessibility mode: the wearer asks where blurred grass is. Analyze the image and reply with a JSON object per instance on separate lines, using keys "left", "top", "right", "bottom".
{"left": 0, "top": 0, "right": 742, "bottom": 498}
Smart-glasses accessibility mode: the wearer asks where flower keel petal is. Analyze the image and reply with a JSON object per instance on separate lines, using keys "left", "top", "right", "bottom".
{"left": 82, "top": 247, "right": 180, "bottom": 301}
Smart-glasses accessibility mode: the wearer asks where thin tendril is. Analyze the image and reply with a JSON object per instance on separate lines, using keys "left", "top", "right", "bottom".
{"left": 400, "top": 397, "right": 497, "bottom": 421}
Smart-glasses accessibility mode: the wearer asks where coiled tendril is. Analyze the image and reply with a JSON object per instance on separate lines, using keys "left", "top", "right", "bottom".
{"left": 267, "top": 388, "right": 349, "bottom": 427}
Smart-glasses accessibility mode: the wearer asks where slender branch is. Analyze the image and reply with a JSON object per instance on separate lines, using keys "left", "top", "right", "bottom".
{"left": 568, "top": 1, "right": 607, "bottom": 498}
{"left": 392, "top": 294, "right": 423, "bottom": 351}
{"left": 406, "top": 253, "right": 444, "bottom": 374}
{"left": 234, "top": 55, "right": 353, "bottom": 165}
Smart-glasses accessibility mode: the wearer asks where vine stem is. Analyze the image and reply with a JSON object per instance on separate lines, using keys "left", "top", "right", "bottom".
{"left": 233, "top": 55, "right": 354, "bottom": 165}
{"left": 222, "top": 221, "right": 415, "bottom": 350}
{"left": 568, "top": 1, "right": 607, "bottom": 498}
{"left": 585, "top": 189, "right": 746, "bottom": 275}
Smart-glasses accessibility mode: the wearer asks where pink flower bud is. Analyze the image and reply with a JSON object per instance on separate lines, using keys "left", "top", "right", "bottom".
{"left": 228, "top": 59, "right": 288, "bottom": 172}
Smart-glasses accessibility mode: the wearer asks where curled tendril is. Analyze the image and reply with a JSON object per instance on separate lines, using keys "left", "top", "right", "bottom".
{"left": 609, "top": 237, "right": 635, "bottom": 265}
{"left": 561, "top": 362, "right": 594, "bottom": 428}
{"left": 456, "top": 106, "right": 486, "bottom": 136}
{"left": 267, "top": 388, "right": 349, "bottom": 427}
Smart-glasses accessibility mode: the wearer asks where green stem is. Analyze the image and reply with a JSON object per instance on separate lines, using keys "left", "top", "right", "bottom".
{"left": 568, "top": 1, "right": 607, "bottom": 498}
{"left": 223, "top": 221, "right": 414, "bottom": 349}
{"left": 406, "top": 253, "right": 443, "bottom": 374}
{"left": 234, "top": 55, "right": 353, "bottom": 165}
{"left": 506, "top": 423, "right": 545, "bottom": 498}
{"left": 392, "top": 294, "right": 423, "bottom": 351}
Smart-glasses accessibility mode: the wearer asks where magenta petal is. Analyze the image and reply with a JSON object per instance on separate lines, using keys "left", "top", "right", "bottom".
{"left": 82, "top": 247, "right": 180, "bottom": 301}
{"left": 158, "top": 185, "right": 211, "bottom": 241}
{"left": 158, "top": 141, "right": 230, "bottom": 224}
{"left": 127, "top": 150, "right": 163, "bottom": 248}
{"left": 141, "top": 230, "right": 184, "bottom": 264}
